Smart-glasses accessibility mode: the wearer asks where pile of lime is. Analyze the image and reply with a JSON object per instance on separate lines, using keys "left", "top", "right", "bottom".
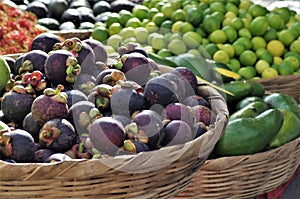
{"left": 91, "top": 0, "right": 300, "bottom": 79}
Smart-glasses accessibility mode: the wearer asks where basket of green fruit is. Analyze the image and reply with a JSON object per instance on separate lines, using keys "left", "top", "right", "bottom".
{"left": 0, "top": 33, "right": 228, "bottom": 198}
{"left": 174, "top": 80, "right": 300, "bottom": 199}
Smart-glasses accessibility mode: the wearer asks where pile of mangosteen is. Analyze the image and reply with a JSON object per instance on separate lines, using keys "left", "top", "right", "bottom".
{"left": 0, "top": 32, "right": 216, "bottom": 163}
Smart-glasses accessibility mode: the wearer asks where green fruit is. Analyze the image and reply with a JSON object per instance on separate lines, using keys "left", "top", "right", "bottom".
{"left": 223, "top": 80, "right": 254, "bottom": 103}
{"left": 235, "top": 96, "right": 263, "bottom": 110}
{"left": 214, "top": 109, "right": 284, "bottom": 156}
{"left": 263, "top": 93, "right": 300, "bottom": 118}
{"left": 268, "top": 109, "right": 300, "bottom": 148}
{"left": 229, "top": 101, "right": 269, "bottom": 121}
{"left": 0, "top": 56, "right": 11, "bottom": 95}
{"left": 0, "top": 120, "right": 10, "bottom": 132}
{"left": 248, "top": 81, "right": 265, "bottom": 97}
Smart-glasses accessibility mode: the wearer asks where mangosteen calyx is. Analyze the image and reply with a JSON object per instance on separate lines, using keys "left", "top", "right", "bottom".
{"left": 0, "top": 132, "right": 12, "bottom": 157}
{"left": 39, "top": 125, "right": 61, "bottom": 147}
{"left": 78, "top": 108, "right": 101, "bottom": 128}
{"left": 22, "top": 71, "right": 47, "bottom": 92}
{"left": 125, "top": 123, "right": 149, "bottom": 144}
{"left": 65, "top": 56, "right": 81, "bottom": 83}
{"left": 102, "top": 70, "right": 126, "bottom": 86}
{"left": 43, "top": 85, "right": 68, "bottom": 104}
{"left": 19, "top": 59, "right": 33, "bottom": 74}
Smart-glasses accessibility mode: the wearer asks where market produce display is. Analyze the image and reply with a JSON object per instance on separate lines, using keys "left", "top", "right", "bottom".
{"left": 89, "top": 0, "right": 300, "bottom": 79}
{"left": 0, "top": 34, "right": 218, "bottom": 163}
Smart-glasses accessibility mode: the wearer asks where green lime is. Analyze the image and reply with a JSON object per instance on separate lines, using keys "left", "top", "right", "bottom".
{"left": 108, "top": 22, "right": 122, "bottom": 36}
{"left": 238, "top": 66, "right": 256, "bottom": 79}
{"left": 132, "top": 5, "right": 149, "bottom": 21}
{"left": 238, "top": 28, "right": 252, "bottom": 39}
{"left": 186, "top": 7, "right": 203, "bottom": 26}
{"left": 125, "top": 17, "right": 142, "bottom": 28}
{"left": 145, "top": 21, "right": 158, "bottom": 33}
{"left": 239, "top": 50, "right": 257, "bottom": 66}
{"left": 235, "top": 37, "right": 252, "bottom": 50}
{"left": 220, "top": 44, "right": 235, "bottom": 58}
{"left": 249, "top": 16, "right": 268, "bottom": 36}
{"left": 232, "top": 42, "right": 246, "bottom": 56}
{"left": 213, "top": 50, "right": 230, "bottom": 64}
{"left": 92, "top": 26, "right": 109, "bottom": 42}
{"left": 251, "top": 36, "right": 266, "bottom": 51}
{"left": 182, "top": 31, "right": 202, "bottom": 49}
{"left": 119, "top": 27, "right": 135, "bottom": 39}
{"left": 267, "top": 13, "right": 285, "bottom": 31}
{"left": 179, "top": 22, "right": 194, "bottom": 34}
{"left": 284, "top": 51, "right": 300, "bottom": 63}
{"left": 229, "top": 58, "right": 241, "bottom": 72}
{"left": 255, "top": 59, "right": 270, "bottom": 74}
{"left": 230, "top": 17, "right": 244, "bottom": 30}
{"left": 147, "top": 7, "right": 159, "bottom": 19}
{"left": 106, "top": 34, "right": 122, "bottom": 50}
{"left": 290, "top": 39, "right": 300, "bottom": 54}
{"left": 273, "top": 7, "right": 290, "bottom": 23}
{"left": 278, "top": 29, "right": 296, "bottom": 46}
{"left": 202, "top": 15, "right": 221, "bottom": 33}
{"left": 168, "top": 39, "right": 187, "bottom": 55}
{"left": 262, "top": 67, "right": 279, "bottom": 78}
{"left": 209, "top": 29, "right": 227, "bottom": 44}
{"left": 264, "top": 28, "right": 278, "bottom": 42}
{"left": 204, "top": 43, "right": 219, "bottom": 57}
{"left": 248, "top": 4, "right": 267, "bottom": 17}
{"left": 152, "top": 12, "right": 167, "bottom": 26}
{"left": 222, "top": 25, "right": 238, "bottom": 43}
{"left": 210, "top": 1, "right": 226, "bottom": 14}
{"left": 278, "top": 62, "right": 294, "bottom": 75}
{"left": 134, "top": 27, "right": 149, "bottom": 44}
{"left": 171, "top": 9, "right": 187, "bottom": 22}
{"left": 106, "top": 13, "right": 121, "bottom": 27}
{"left": 160, "top": 20, "right": 173, "bottom": 34}
{"left": 150, "top": 33, "right": 167, "bottom": 51}
{"left": 225, "top": 2, "right": 239, "bottom": 15}
{"left": 161, "top": 3, "right": 176, "bottom": 19}
{"left": 157, "top": 48, "right": 173, "bottom": 58}
{"left": 119, "top": 10, "right": 133, "bottom": 27}
{"left": 283, "top": 56, "right": 299, "bottom": 71}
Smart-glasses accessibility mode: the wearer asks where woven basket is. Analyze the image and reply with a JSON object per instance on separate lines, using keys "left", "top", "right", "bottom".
{"left": 174, "top": 124, "right": 300, "bottom": 199}
{"left": 254, "top": 74, "right": 300, "bottom": 103}
{"left": 0, "top": 66, "right": 229, "bottom": 199}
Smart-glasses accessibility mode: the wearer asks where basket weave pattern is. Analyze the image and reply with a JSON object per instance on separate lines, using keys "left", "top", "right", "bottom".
{"left": 174, "top": 133, "right": 300, "bottom": 199}
{"left": 0, "top": 67, "right": 229, "bottom": 199}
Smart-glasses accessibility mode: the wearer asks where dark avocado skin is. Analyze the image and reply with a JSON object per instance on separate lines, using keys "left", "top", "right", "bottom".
{"left": 214, "top": 109, "right": 284, "bottom": 156}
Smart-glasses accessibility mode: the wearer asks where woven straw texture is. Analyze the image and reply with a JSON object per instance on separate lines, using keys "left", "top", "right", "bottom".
{"left": 0, "top": 66, "right": 229, "bottom": 199}
{"left": 50, "top": 29, "right": 93, "bottom": 40}
{"left": 174, "top": 133, "right": 300, "bottom": 199}
{"left": 254, "top": 74, "right": 300, "bottom": 103}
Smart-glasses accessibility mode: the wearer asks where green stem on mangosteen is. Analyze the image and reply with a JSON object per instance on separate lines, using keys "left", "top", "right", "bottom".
{"left": 12, "top": 85, "right": 27, "bottom": 94}
{"left": 79, "top": 112, "right": 91, "bottom": 127}
{"left": 114, "top": 60, "right": 123, "bottom": 70}
{"left": 89, "top": 108, "right": 101, "bottom": 121}
{"left": 40, "top": 127, "right": 61, "bottom": 147}
{"left": 123, "top": 140, "right": 136, "bottom": 153}
{"left": 95, "top": 97, "right": 110, "bottom": 109}
{"left": 19, "top": 60, "right": 33, "bottom": 74}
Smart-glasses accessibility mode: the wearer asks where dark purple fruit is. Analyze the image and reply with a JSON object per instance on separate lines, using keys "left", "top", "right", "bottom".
{"left": 192, "top": 105, "right": 213, "bottom": 126}
{"left": 183, "top": 95, "right": 210, "bottom": 108}
{"left": 65, "top": 143, "right": 92, "bottom": 159}
{"left": 110, "top": 82, "right": 148, "bottom": 117}
{"left": 67, "top": 101, "right": 98, "bottom": 135}
{"left": 75, "top": 42, "right": 96, "bottom": 73}
{"left": 61, "top": 8, "right": 82, "bottom": 28}
{"left": 31, "top": 85, "right": 69, "bottom": 125}
{"left": 161, "top": 103, "right": 194, "bottom": 126}
{"left": 143, "top": 76, "right": 178, "bottom": 107}
{"left": 44, "top": 49, "right": 81, "bottom": 86}
{"left": 160, "top": 72, "right": 186, "bottom": 101}
{"left": 87, "top": 84, "right": 112, "bottom": 112}
{"left": 23, "top": 112, "right": 42, "bottom": 143}
{"left": 83, "top": 38, "right": 108, "bottom": 63}
{"left": 30, "top": 32, "right": 62, "bottom": 53}
{"left": 88, "top": 117, "right": 125, "bottom": 155}
{"left": 161, "top": 120, "right": 193, "bottom": 147}
{"left": 74, "top": 73, "right": 96, "bottom": 95}
{"left": 192, "top": 122, "right": 208, "bottom": 139}
{"left": 35, "top": 148, "right": 54, "bottom": 163}
{"left": 45, "top": 153, "right": 72, "bottom": 163}
{"left": 95, "top": 68, "right": 126, "bottom": 86}
{"left": 77, "top": 6, "right": 95, "bottom": 23}
{"left": 65, "top": 89, "right": 88, "bottom": 108}
{"left": 11, "top": 53, "right": 25, "bottom": 75}
{"left": 19, "top": 50, "right": 49, "bottom": 74}
{"left": 123, "top": 140, "right": 150, "bottom": 153}
{"left": 1, "top": 86, "right": 35, "bottom": 125}
{"left": 25, "top": 1, "right": 49, "bottom": 18}
{"left": 39, "top": 118, "right": 77, "bottom": 153}
{"left": 120, "top": 52, "right": 151, "bottom": 86}
{"left": 132, "top": 110, "right": 163, "bottom": 150}
{"left": 0, "top": 129, "right": 36, "bottom": 163}
{"left": 111, "top": 114, "right": 131, "bottom": 128}
{"left": 171, "top": 67, "right": 197, "bottom": 97}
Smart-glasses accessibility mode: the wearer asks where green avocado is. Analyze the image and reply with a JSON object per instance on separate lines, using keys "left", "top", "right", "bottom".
{"left": 248, "top": 80, "right": 265, "bottom": 97}
{"left": 263, "top": 93, "right": 300, "bottom": 118}
{"left": 268, "top": 109, "right": 300, "bottom": 148}
{"left": 0, "top": 56, "right": 11, "bottom": 96}
{"left": 223, "top": 80, "right": 254, "bottom": 103}
{"left": 214, "top": 109, "right": 284, "bottom": 156}
{"left": 229, "top": 101, "right": 269, "bottom": 121}
{"left": 235, "top": 96, "right": 264, "bottom": 110}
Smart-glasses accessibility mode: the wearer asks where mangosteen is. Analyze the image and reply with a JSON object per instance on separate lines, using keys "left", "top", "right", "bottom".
{"left": 88, "top": 117, "right": 125, "bottom": 156}
{"left": 47, "top": 0, "right": 69, "bottom": 20}
{"left": 171, "top": 67, "right": 197, "bottom": 97}
{"left": 192, "top": 105, "right": 213, "bottom": 126}
{"left": 143, "top": 76, "right": 178, "bottom": 107}
{"left": 83, "top": 38, "right": 108, "bottom": 63}
{"left": 0, "top": 129, "right": 36, "bottom": 163}
{"left": 25, "top": 1, "right": 49, "bottom": 19}
{"left": 77, "top": 6, "right": 95, "bottom": 23}
{"left": 87, "top": 84, "right": 112, "bottom": 113}
{"left": 35, "top": 148, "right": 54, "bottom": 163}
{"left": 76, "top": 42, "right": 96, "bottom": 74}
{"left": 23, "top": 112, "right": 42, "bottom": 142}
{"left": 21, "top": 70, "right": 48, "bottom": 95}
{"left": 119, "top": 52, "right": 151, "bottom": 86}
{"left": 65, "top": 89, "right": 88, "bottom": 108}
{"left": 29, "top": 32, "right": 62, "bottom": 53}
{"left": 161, "top": 120, "right": 193, "bottom": 147}
{"left": 65, "top": 143, "right": 92, "bottom": 159}
{"left": 44, "top": 49, "right": 81, "bottom": 86}
{"left": 39, "top": 118, "right": 77, "bottom": 153}
{"left": 111, "top": 114, "right": 131, "bottom": 128}
{"left": 110, "top": 0, "right": 137, "bottom": 12}
{"left": 183, "top": 95, "right": 210, "bottom": 108}
{"left": 61, "top": 8, "right": 82, "bottom": 28}
{"left": 67, "top": 101, "right": 99, "bottom": 135}
{"left": 123, "top": 140, "right": 150, "bottom": 154}
{"left": 31, "top": 85, "right": 69, "bottom": 126}
{"left": 192, "top": 122, "right": 208, "bottom": 139}
{"left": 1, "top": 85, "right": 35, "bottom": 125}
{"left": 95, "top": 68, "right": 126, "bottom": 86}
{"left": 11, "top": 53, "right": 25, "bottom": 76}
{"left": 160, "top": 72, "right": 187, "bottom": 101}
{"left": 19, "top": 50, "right": 49, "bottom": 74}
{"left": 161, "top": 103, "right": 194, "bottom": 126}
{"left": 74, "top": 73, "right": 96, "bottom": 95}
{"left": 110, "top": 81, "right": 148, "bottom": 117}
{"left": 132, "top": 110, "right": 163, "bottom": 150}
{"left": 46, "top": 153, "right": 72, "bottom": 163}
{"left": 59, "top": 21, "right": 76, "bottom": 30}
{"left": 3, "top": 56, "right": 15, "bottom": 72}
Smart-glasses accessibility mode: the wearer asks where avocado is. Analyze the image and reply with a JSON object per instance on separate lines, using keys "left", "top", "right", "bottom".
{"left": 214, "top": 109, "right": 284, "bottom": 156}
{"left": 93, "top": 1, "right": 111, "bottom": 16}
{"left": 263, "top": 93, "right": 300, "bottom": 119}
{"left": 268, "top": 109, "right": 300, "bottom": 148}
{"left": 48, "top": 0, "right": 69, "bottom": 20}
{"left": 59, "top": 21, "right": 76, "bottom": 30}
{"left": 235, "top": 96, "right": 264, "bottom": 110}
{"left": 223, "top": 80, "right": 254, "bottom": 103}
{"left": 25, "top": 1, "right": 49, "bottom": 19}
{"left": 38, "top": 18, "right": 60, "bottom": 30}
{"left": 61, "top": 8, "right": 82, "bottom": 28}
{"left": 0, "top": 56, "right": 11, "bottom": 95}
{"left": 229, "top": 101, "right": 269, "bottom": 121}
{"left": 248, "top": 80, "right": 265, "bottom": 97}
